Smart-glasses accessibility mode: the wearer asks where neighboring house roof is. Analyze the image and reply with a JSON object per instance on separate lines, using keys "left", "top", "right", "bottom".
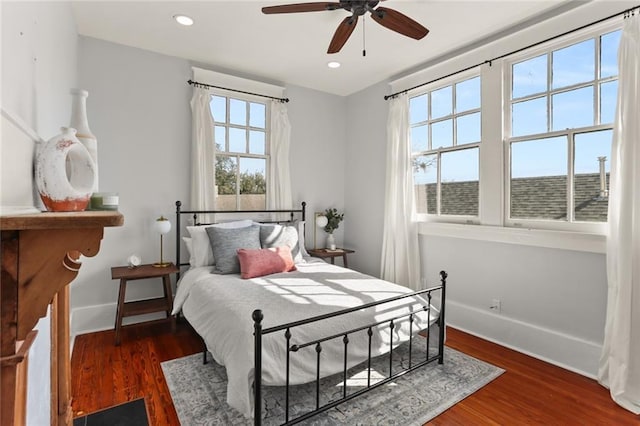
{"left": 416, "top": 173, "right": 609, "bottom": 222}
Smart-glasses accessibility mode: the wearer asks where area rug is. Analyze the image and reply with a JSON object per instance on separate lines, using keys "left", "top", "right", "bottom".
{"left": 161, "top": 342, "right": 503, "bottom": 426}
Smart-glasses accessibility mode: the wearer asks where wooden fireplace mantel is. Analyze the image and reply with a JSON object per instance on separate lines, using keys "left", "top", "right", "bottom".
{"left": 1, "top": 211, "right": 123, "bottom": 426}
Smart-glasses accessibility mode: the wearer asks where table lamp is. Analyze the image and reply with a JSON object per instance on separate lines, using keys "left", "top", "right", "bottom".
{"left": 153, "top": 215, "right": 171, "bottom": 267}
{"left": 314, "top": 212, "right": 328, "bottom": 249}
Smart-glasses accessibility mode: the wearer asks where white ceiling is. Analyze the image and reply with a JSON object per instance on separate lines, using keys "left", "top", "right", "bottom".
{"left": 71, "top": 0, "right": 581, "bottom": 96}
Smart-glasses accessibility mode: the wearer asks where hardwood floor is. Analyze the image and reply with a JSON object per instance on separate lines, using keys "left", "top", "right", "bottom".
{"left": 71, "top": 321, "right": 639, "bottom": 425}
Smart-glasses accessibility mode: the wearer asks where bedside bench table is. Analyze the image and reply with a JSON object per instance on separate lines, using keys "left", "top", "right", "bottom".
{"left": 307, "top": 248, "right": 355, "bottom": 268}
{"left": 111, "top": 263, "right": 178, "bottom": 345}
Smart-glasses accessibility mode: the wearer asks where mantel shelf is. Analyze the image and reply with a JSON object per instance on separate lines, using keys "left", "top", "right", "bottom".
{"left": 1, "top": 210, "right": 124, "bottom": 230}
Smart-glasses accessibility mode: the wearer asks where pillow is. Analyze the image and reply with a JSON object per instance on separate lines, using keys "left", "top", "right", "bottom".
{"left": 237, "top": 246, "right": 297, "bottom": 279}
{"left": 259, "top": 223, "right": 304, "bottom": 262}
{"left": 186, "top": 220, "right": 253, "bottom": 267}
{"left": 182, "top": 237, "right": 195, "bottom": 267}
{"left": 206, "top": 225, "right": 261, "bottom": 274}
{"left": 294, "top": 220, "right": 310, "bottom": 258}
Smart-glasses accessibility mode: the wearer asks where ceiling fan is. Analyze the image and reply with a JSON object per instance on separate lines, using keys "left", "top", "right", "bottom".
{"left": 262, "top": 1, "right": 429, "bottom": 54}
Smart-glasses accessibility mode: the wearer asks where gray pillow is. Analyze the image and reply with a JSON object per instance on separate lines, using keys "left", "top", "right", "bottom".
{"left": 259, "top": 224, "right": 303, "bottom": 262}
{"left": 207, "top": 225, "right": 261, "bottom": 274}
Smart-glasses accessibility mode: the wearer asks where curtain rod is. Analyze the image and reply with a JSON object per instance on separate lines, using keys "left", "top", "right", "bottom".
{"left": 384, "top": 5, "right": 639, "bottom": 101}
{"left": 188, "top": 79, "right": 289, "bottom": 103}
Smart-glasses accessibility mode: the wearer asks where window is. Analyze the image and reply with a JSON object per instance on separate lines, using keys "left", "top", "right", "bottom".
{"left": 210, "top": 94, "right": 269, "bottom": 210}
{"left": 410, "top": 74, "right": 481, "bottom": 217}
{"left": 506, "top": 28, "right": 620, "bottom": 225}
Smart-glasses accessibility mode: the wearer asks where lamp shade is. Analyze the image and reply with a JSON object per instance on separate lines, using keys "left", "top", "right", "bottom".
{"left": 316, "top": 215, "right": 328, "bottom": 228}
{"left": 154, "top": 216, "right": 171, "bottom": 234}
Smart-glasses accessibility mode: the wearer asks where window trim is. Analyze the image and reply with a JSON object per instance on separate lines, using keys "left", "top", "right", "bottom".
{"left": 502, "top": 19, "right": 620, "bottom": 234}
{"left": 211, "top": 89, "right": 271, "bottom": 211}
{"left": 410, "top": 67, "right": 482, "bottom": 222}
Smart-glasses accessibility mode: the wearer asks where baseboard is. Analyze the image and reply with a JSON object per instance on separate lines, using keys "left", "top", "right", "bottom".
{"left": 70, "top": 302, "right": 166, "bottom": 351}
{"left": 446, "top": 300, "right": 601, "bottom": 379}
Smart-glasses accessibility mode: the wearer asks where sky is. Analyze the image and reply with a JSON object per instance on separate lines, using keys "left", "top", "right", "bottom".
{"left": 412, "top": 29, "right": 620, "bottom": 185}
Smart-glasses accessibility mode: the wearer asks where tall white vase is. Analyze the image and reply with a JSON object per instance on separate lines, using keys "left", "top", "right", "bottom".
{"left": 69, "top": 88, "right": 98, "bottom": 192}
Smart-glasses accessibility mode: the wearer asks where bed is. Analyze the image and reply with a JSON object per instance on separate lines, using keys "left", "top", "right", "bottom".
{"left": 172, "top": 201, "right": 447, "bottom": 425}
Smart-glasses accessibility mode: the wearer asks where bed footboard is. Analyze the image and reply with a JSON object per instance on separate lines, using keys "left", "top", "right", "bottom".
{"left": 253, "top": 270, "right": 447, "bottom": 425}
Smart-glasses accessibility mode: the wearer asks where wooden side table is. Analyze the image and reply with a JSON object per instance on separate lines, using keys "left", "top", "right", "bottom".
{"left": 307, "top": 248, "right": 355, "bottom": 268}
{"left": 111, "top": 263, "right": 178, "bottom": 345}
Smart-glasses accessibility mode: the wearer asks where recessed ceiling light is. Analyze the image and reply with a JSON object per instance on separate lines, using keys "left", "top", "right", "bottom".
{"left": 173, "top": 14, "right": 194, "bottom": 26}
{"left": 327, "top": 61, "right": 341, "bottom": 69}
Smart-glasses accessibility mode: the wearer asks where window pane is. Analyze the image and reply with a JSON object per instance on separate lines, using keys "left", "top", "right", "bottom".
{"left": 215, "top": 126, "right": 226, "bottom": 151}
{"left": 411, "top": 125, "right": 428, "bottom": 152}
{"left": 552, "top": 39, "right": 595, "bottom": 89}
{"left": 229, "top": 127, "right": 246, "bottom": 153}
{"left": 441, "top": 148, "right": 479, "bottom": 216}
{"left": 601, "top": 30, "right": 621, "bottom": 79}
{"left": 413, "top": 154, "right": 437, "bottom": 214}
{"left": 512, "top": 97, "right": 547, "bottom": 137}
{"left": 456, "top": 77, "right": 480, "bottom": 112}
{"left": 410, "top": 94, "right": 428, "bottom": 124}
{"left": 600, "top": 80, "right": 617, "bottom": 125}
{"left": 574, "top": 130, "right": 612, "bottom": 222}
{"left": 250, "top": 102, "right": 266, "bottom": 128}
{"left": 513, "top": 54, "right": 547, "bottom": 98}
{"left": 431, "top": 119, "right": 453, "bottom": 149}
{"left": 215, "top": 155, "right": 238, "bottom": 210}
{"left": 229, "top": 99, "right": 247, "bottom": 125}
{"left": 249, "top": 130, "right": 265, "bottom": 155}
{"left": 456, "top": 112, "right": 481, "bottom": 145}
{"left": 210, "top": 96, "right": 226, "bottom": 122}
{"left": 239, "top": 157, "right": 266, "bottom": 210}
{"left": 431, "top": 86, "right": 452, "bottom": 119}
{"left": 552, "top": 86, "right": 594, "bottom": 130}
{"left": 511, "top": 136, "right": 567, "bottom": 220}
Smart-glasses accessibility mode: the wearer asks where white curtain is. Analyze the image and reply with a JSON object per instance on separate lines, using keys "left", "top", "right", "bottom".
{"left": 598, "top": 13, "right": 640, "bottom": 415}
{"left": 190, "top": 87, "right": 215, "bottom": 214}
{"left": 267, "top": 99, "right": 293, "bottom": 210}
{"left": 380, "top": 94, "right": 420, "bottom": 290}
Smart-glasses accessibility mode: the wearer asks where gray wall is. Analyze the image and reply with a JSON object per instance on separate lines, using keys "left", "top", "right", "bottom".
{"left": 70, "top": 36, "right": 348, "bottom": 336}
{"left": 1, "top": 2, "right": 78, "bottom": 424}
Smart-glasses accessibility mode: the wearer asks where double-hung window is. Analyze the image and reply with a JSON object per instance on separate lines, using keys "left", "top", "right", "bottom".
{"left": 210, "top": 93, "right": 269, "bottom": 211}
{"left": 410, "top": 72, "right": 481, "bottom": 218}
{"left": 505, "top": 25, "right": 621, "bottom": 230}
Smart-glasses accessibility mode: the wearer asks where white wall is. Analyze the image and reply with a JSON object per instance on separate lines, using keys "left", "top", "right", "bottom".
{"left": 1, "top": 2, "right": 78, "bottom": 424}
{"left": 344, "top": 1, "right": 633, "bottom": 377}
{"left": 344, "top": 82, "right": 389, "bottom": 277}
{"left": 70, "top": 37, "right": 348, "bottom": 337}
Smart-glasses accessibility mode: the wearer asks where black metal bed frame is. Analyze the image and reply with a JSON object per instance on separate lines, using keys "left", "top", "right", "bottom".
{"left": 174, "top": 201, "right": 447, "bottom": 425}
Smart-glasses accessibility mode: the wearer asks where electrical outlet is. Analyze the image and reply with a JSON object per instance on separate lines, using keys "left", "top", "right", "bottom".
{"left": 490, "top": 299, "right": 502, "bottom": 313}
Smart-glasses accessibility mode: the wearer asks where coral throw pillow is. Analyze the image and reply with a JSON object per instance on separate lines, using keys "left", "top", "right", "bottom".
{"left": 237, "top": 246, "right": 297, "bottom": 279}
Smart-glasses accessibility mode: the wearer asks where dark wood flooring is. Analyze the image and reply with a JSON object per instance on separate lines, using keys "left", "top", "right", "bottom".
{"left": 71, "top": 320, "right": 639, "bottom": 425}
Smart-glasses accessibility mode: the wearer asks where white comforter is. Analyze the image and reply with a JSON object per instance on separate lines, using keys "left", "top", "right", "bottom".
{"left": 172, "top": 259, "right": 439, "bottom": 418}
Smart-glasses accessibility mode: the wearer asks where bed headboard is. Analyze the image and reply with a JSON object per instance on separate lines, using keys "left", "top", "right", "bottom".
{"left": 174, "top": 200, "right": 306, "bottom": 277}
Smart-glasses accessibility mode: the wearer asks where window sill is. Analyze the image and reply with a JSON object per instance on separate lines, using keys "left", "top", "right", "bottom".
{"left": 417, "top": 222, "right": 605, "bottom": 254}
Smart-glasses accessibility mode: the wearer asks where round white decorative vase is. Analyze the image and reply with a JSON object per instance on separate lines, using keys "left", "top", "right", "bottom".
{"left": 326, "top": 233, "right": 336, "bottom": 250}
{"left": 35, "top": 127, "right": 96, "bottom": 212}
{"left": 69, "top": 88, "right": 98, "bottom": 192}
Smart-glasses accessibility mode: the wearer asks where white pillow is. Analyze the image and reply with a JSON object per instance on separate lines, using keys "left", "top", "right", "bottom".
{"left": 182, "top": 237, "right": 195, "bottom": 267}
{"left": 186, "top": 219, "right": 254, "bottom": 267}
{"left": 296, "top": 220, "right": 310, "bottom": 258}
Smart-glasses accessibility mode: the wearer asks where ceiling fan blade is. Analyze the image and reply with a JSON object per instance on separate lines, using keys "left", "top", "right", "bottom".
{"left": 327, "top": 16, "right": 358, "bottom": 54}
{"left": 370, "top": 6, "right": 429, "bottom": 40}
{"left": 262, "top": 2, "right": 341, "bottom": 14}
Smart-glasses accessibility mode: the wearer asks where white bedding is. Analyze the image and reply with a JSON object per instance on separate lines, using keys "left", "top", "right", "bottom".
{"left": 172, "top": 259, "right": 439, "bottom": 418}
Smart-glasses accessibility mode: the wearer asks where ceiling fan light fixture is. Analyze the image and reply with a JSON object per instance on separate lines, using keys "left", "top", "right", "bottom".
{"left": 327, "top": 61, "right": 341, "bottom": 68}
{"left": 173, "top": 14, "right": 194, "bottom": 26}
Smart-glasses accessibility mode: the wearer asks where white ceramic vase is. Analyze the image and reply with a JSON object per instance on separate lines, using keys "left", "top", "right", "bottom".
{"left": 326, "top": 233, "right": 336, "bottom": 250}
{"left": 69, "top": 88, "right": 98, "bottom": 192}
{"left": 35, "top": 127, "right": 96, "bottom": 211}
